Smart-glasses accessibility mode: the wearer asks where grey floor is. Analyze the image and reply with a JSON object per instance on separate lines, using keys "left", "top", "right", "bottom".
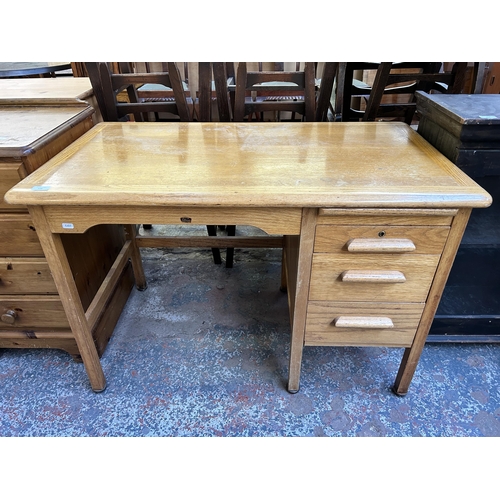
{"left": 1, "top": 225, "right": 499, "bottom": 437}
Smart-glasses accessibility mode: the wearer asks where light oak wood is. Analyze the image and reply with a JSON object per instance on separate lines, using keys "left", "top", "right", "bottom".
{"left": 135, "top": 236, "right": 284, "bottom": 249}
{"left": 309, "top": 253, "right": 440, "bottom": 302}
{"left": 393, "top": 208, "right": 473, "bottom": 395}
{"left": 340, "top": 270, "right": 406, "bottom": 283}
{"left": 42, "top": 206, "right": 302, "bottom": 236}
{"left": 85, "top": 240, "right": 133, "bottom": 330}
{"left": 347, "top": 238, "right": 416, "bottom": 253}
{"left": 305, "top": 301, "right": 424, "bottom": 347}
{"left": 317, "top": 213, "right": 454, "bottom": 226}
{"left": 334, "top": 316, "right": 394, "bottom": 328}
{"left": 318, "top": 208, "right": 459, "bottom": 217}
{"left": 3, "top": 122, "right": 491, "bottom": 393}
{"left": 4, "top": 122, "right": 491, "bottom": 209}
{"left": 314, "top": 224, "right": 450, "bottom": 254}
{"left": 287, "top": 208, "right": 317, "bottom": 393}
{"left": 28, "top": 206, "right": 106, "bottom": 392}
{"left": 124, "top": 225, "right": 147, "bottom": 291}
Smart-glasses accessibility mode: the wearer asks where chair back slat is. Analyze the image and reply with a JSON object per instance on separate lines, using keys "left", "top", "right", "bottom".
{"left": 85, "top": 61, "right": 192, "bottom": 123}
{"left": 233, "top": 62, "right": 316, "bottom": 122}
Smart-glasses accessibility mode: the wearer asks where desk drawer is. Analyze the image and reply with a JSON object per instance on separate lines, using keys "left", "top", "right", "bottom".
{"left": 309, "top": 253, "right": 440, "bottom": 302}
{"left": 0, "top": 296, "right": 69, "bottom": 329}
{"left": 0, "top": 258, "right": 57, "bottom": 295}
{"left": 314, "top": 225, "right": 450, "bottom": 255}
{"left": 0, "top": 214, "right": 44, "bottom": 256}
{"left": 305, "top": 301, "right": 424, "bottom": 347}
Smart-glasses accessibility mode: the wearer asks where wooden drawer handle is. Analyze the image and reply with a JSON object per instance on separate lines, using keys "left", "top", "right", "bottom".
{"left": 334, "top": 316, "right": 394, "bottom": 329}
{"left": 1, "top": 309, "right": 17, "bottom": 325}
{"left": 341, "top": 270, "right": 406, "bottom": 283}
{"left": 347, "top": 238, "right": 416, "bottom": 253}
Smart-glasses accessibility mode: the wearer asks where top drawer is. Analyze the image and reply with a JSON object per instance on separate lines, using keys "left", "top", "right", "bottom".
{"left": 314, "top": 225, "right": 450, "bottom": 255}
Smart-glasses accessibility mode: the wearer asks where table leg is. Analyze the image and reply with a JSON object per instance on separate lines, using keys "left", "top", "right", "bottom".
{"left": 124, "top": 224, "right": 147, "bottom": 291}
{"left": 29, "top": 206, "right": 106, "bottom": 392}
{"left": 287, "top": 208, "right": 316, "bottom": 393}
{"left": 393, "top": 208, "right": 471, "bottom": 395}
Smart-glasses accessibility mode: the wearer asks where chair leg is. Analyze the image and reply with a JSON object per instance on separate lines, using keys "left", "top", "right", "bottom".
{"left": 225, "top": 225, "right": 236, "bottom": 268}
{"left": 206, "top": 225, "right": 222, "bottom": 265}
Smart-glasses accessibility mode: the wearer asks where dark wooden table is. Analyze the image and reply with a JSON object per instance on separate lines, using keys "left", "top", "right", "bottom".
{"left": 0, "top": 62, "right": 71, "bottom": 78}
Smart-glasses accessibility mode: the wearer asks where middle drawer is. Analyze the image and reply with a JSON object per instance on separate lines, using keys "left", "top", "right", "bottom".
{"left": 309, "top": 253, "right": 440, "bottom": 302}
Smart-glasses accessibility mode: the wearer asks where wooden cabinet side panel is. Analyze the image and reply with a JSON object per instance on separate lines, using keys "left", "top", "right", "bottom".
{"left": 61, "top": 224, "right": 127, "bottom": 311}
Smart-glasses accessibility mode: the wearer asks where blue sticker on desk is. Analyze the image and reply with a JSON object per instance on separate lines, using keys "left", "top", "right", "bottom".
{"left": 31, "top": 185, "right": 51, "bottom": 191}
{"left": 62, "top": 223, "right": 74, "bottom": 229}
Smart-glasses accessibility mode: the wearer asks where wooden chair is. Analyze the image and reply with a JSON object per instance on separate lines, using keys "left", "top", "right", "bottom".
{"left": 335, "top": 62, "right": 468, "bottom": 124}
{"left": 232, "top": 62, "right": 316, "bottom": 122}
{"left": 362, "top": 62, "right": 468, "bottom": 123}
{"left": 213, "top": 62, "right": 310, "bottom": 266}
{"left": 89, "top": 62, "right": 191, "bottom": 122}
{"left": 85, "top": 61, "right": 222, "bottom": 265}
{"left": 211, "top": 62, "right": 337, "bottom": 268}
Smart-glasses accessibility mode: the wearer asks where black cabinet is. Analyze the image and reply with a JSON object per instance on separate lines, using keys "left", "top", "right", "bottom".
{"left": 416, "top": 92, "right": 500, "bottom": 342}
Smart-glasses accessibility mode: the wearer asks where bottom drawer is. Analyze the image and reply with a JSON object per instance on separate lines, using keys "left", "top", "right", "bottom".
{"left": 0, "top": 296, "right": 69, "bottom": 329}
{"left": 305, "top": 301, "right": 424, "bottom": 347}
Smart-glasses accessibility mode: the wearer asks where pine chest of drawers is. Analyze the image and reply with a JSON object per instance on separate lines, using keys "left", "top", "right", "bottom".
{"left": 0, "top": 104, "right": 133, "bottom": 360}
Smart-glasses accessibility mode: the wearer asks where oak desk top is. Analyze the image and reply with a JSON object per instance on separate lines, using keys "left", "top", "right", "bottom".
{"left": 6, "top": 121, "right": 491, "bottom": 210}
{"left": 0, "top": 77, "right": 93, "bottom": 105}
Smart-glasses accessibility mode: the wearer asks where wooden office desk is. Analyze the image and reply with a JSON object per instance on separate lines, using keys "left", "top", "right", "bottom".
{"left": 4, "top": 122, "right": 491, "bottom": 394}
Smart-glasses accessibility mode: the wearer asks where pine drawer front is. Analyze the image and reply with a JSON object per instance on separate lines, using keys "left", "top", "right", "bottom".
{"left": 305, "top": 302, "right": 425, "bottom": 347}
{"left": 0, "top": 296, "right": 69, "bottom": 329}
{"left": 309, "top": 253, "right": 440, "bottom": 303}
{"left": 0, "top": 258, "right": 57, "bottom": 295}
{"left": 0, "top": 162, "right": 25, "bottom": 212}
{"left": 0, "top": 215, "right": 44, "bottom": 256}
{"left": 314, "top": 225, "right": 450, "bottom": 255}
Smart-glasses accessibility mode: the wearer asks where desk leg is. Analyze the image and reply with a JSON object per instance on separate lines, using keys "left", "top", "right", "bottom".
{"left": 393, "top": 208, "right": 471, "bottom": 395}
{"left": 287, "top": 208, "right": 316, "bottom": 393}
{"left": 29, "top": 206, "right": 106, "bottom": 392}
{"left": 124, "top": 224, "right": 147, "bottom": 291}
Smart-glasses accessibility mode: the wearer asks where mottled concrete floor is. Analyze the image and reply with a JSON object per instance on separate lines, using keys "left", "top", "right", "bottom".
{"left": 1, "top": 226, "right": 499, "bottom": 437}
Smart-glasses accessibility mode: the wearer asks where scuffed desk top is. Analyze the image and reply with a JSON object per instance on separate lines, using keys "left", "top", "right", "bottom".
{"left": 5, "top": 122, "right": 492, "bottom": 209}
